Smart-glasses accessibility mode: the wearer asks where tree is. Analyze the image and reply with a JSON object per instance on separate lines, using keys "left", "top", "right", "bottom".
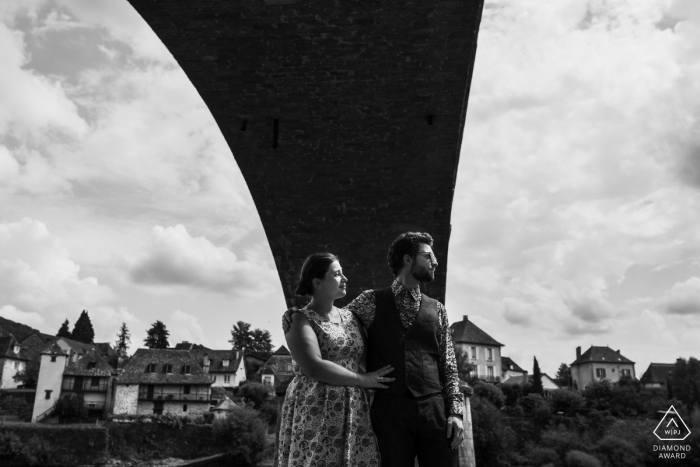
{"left": 144, "top": 320, "right": 170, "bottom": 349}
{"left": 454, "top": 346, "right": 477, "bottom": 382}
{"left": 229, "top": 321, "right": 273, "bottom": 359}
{"left": 56, "top": 319, "right": 71, "bottom": 338}
{"left": 555, "top": 363, "right": 571, "bottom": 387}
{"left": 114, "top": 323, "right": 131, "bottom": 360}
{"left": 532, "top": 357, "right": 544, "bottom": 396}
{"left": 71, "top": 310, "right": 95, "bottom": 344}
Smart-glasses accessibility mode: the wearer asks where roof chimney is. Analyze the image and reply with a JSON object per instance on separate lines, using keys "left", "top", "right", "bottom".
{"left": 576, "top": 346, "right": 581, "bottom": 359}
{"left": 463, "top": 315, "right": 468, "bottom": 321}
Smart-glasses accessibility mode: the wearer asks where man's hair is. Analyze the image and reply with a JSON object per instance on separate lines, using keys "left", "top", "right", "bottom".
{"left": 387, "top": 232, "right": 434, "bottom": 276}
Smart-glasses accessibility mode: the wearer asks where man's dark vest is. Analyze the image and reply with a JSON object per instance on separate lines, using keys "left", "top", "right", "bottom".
{"left": 366, "top": 287, "right": 442, "bottom": 397}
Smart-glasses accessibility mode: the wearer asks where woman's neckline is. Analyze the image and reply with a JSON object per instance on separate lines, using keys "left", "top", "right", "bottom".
{"left": 304, "top": 305, "right": 343, "bottom": 324}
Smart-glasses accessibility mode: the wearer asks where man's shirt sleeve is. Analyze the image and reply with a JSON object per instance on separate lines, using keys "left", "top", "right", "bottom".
{"left": 437, "top": 303, "right": 464, "bottom": 416}
{"left": 344, "top": 290, "right": 377, "bottom": 328}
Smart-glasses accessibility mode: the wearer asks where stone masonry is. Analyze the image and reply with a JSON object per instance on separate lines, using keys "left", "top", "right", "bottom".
{"left": 125, "top": 0, "right": 484, "bottom": 306}
{"left": 114, "top": 384, "right": 139, "bottom": 415}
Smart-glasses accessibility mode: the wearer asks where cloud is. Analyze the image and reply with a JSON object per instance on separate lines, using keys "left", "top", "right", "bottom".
{"left": 0, "top": 304, "right": 45, "bottom": 329}
{"left": 0, "top": 218, "right": 116, "bottom": 331}
{"left": 127, "top": 225, "right": 278, "bottom": 297}
{"left": 168, "top": 310, "right": 206, "bottom": 347}
{"left": 502, "top": 297, "right": 535, "bottom": 325}
{"left": 663, "top": 277, "right": 700, "bottom": 315}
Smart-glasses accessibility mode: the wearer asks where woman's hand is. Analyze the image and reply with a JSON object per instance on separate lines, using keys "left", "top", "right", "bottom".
{"left": 359, "top": 365, "right": 395, "bottom": 389}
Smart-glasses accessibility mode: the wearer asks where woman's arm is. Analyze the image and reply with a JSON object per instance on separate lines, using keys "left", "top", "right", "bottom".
{"left": 285, "top": 313, "right": 394, "bottom": 388}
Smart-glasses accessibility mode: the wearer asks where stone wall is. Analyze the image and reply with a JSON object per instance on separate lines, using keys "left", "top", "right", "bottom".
{"left": 136, "top": 400, "right": 209, "bottom": 416}
{"left": 126, "top": 0, "right": 484, "bottom": 306}
{"left": 114, "top": 384, "right": 139, "bottom": 415}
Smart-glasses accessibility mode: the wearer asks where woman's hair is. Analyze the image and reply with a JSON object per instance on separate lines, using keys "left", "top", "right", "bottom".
{"left": 295, "top": 252, "right": 338, "bottom": 296}
{"left": 387, "top": 232, "right": 434, "bottom": 276}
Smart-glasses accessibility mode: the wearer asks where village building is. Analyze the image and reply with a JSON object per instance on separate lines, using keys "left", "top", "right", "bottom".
{"left": 450, "top": 316, "right": 504, "bottom": 382}
{"left": 245, "top": 351, "right": 269, "bottom": 381}
{"left": 570, "top": 345, "right": 636, "bottom": 390}
{"left": 640, "top": 362, "right": 675, "bottom": 389}
{"left": 501, "top": 356, "right": 527, "bottom": 382}
{"left": 190, "top": 349, "right": 247, "bottom": 389}
{"left": 502, "top": 373, "right": 561, "bottom": 397}
{"left": 258, "top": 345, "right": 294, "bottom": 389}
{"left": 30, "top": 339, "right": 117, "bottom": 422}
{"left": 212, "top": 396, "right": 237, "bottom": 419}
{"left": 0, "top": 334, "right": 29, "bottom": 389}
{"left": 113, "top": 349, "right": 212, "bottom": 416}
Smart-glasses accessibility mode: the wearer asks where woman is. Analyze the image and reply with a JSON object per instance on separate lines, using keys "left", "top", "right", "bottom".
{"left": 278, "top": 252, "right": 394, "bottom": 467}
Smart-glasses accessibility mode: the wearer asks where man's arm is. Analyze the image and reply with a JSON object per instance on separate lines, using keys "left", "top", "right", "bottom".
{"left": 343, "top": 290, "right": 377, "bottom": 329}
{"left": 437, "top": 303, "right": 465, "bottom": 449}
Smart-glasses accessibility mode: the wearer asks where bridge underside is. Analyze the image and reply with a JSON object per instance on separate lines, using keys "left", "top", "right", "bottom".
{"left": 127, "top": 0, "right": 484, "bottom": 306}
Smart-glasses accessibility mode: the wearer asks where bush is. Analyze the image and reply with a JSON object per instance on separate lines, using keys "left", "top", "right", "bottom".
{"left": 609, "top": 385, "right": 644, "bottom": 417}
{"left": 593, "top": 435, "right": 641, "bottom": 467}
{"left": 501, "top": 383, "right": 522, "bottom": 408}
{"left": 565, "top": 450, "right": 602, "bottom": 467}
{"left": 212, "top": 406, "right": 267, "bottom": 465}
{"left": 541, "top": 427, "right": 588, "bottom": 458}
{"left": 0, "top": 432, "right": 75, "bottom": 466}
{"left": 526, "top": 446, "right": 559, "bottom": 465}
{"left": 259, "top": 399, "right": 278, "bottom": 427}
{"left": 470, "top": 396, "right": 517, "bottom": 467}
{"left": 236, "top": 382, "right": 272, "bottom": 409}
{"left": 550, "top": 389, "right": 585, "bottom": 414}
{"left": 473, "top": 382, "right": 505, "bottom": 409}
{"left": 52, "top": 393, "right": 88, "bottom": 422}
{"left": 584, "top": 410, "right": 614, "bottom": 441}
{"left": 583, "top": 380, "right": 613, "bottom": 411}
{"left": 0, "top": 396, "right": 32, "bottom": 421}
{"left": 521, "top": 393, "right": 546, "bottom": 414}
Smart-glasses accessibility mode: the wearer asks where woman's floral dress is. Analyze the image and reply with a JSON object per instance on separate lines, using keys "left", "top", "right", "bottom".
{"left": 278, "top": 307, "right": 380, "bottom": 467}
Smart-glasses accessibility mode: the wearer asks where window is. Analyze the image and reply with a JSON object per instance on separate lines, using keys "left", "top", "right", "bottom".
{"left": 13, "top": 361, "right": 19, "bottom": 370}
{"left": 487, "top": 349, "right": 493, "bottom": 361}
{"left": 222, "top": 359, "right": 230, "bottom": 367}
{"left": 164, "top": 364, "right": 173, "bottom": 374}
{"left": 487, "top": 366, "right": 494, "bottom": 379}
{"left": 91, "top": 377, "right": 100, "bottom": 387}
{"left": 470, "top": 347, "right": 477, "bottom": 359}
{"left": 183, "top": 385, "right": 191, "bottom": 395}
{"left": 182, "top": 365, "right": 191, "bottom": 374}
{"left": 621, "top": 369, "right": 631, "bottom": 377}
{"left": 153, "top": 401, "right": 164, "bottom": 415}
{"left": 224, "top": 375, "right": 231, "bottom": 384}
{"left": 88, "top": 362, "right": 96, "bottom": 369}
{"left": 183, "top": 404, "right": 188, "bottom": 412}
{"left": 45, "top": 390, "right": 52, "bottom": 400}
{"left": 146, "top": 363, "right": 156, "bottom": 373}
{"left": 87, "top": 402, "right": 96, "bottom": 409}
{"left": 596, "top": 368, "right": 606, "bottom": 378}
{"left": 13, "top": 345, "right": 20, "bottom": 354}
{"left": 262, "top": 375, "right": 273, "bottom": 386}
{"left": 50, "top": 356, "right": 57, "bottom": 362}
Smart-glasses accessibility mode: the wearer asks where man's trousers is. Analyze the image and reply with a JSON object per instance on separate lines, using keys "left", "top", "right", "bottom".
{"left": 370, "top": 392, "right": 458, "bottom": 467}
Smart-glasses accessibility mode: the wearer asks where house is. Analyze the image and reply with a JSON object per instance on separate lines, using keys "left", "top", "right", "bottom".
{"left": 258, "top": 346, "right": 294, "bottom": 389}
{"left": 0, "top": 335, "right": 30, "bottom": 389}
{"left": 212, "top": 396, "right": 237, "bottom": 419}
{"left": 501, "top": 356, "right": 527, "bottom": 381}
{"left": 570, "top": 345, "right": 636, "bottom": 390}
{"left": 640, "top": 363, "right": 675, "bottom": 389}
{"left": 245, "top": 351, "right": 269, "bottom": 381}
{"left": 502, "top": 373, "right": 561, "bottom": 397}
{"left": 30, "top": 339, "right": 117, "bottom": 422}
{"left": 450, "top": 315, "right": 504, "bottom": 382}
{"left": 113, "top": 349, "right": 212, "bottom": 416}
{"left": 190, "top": 349, "right": 247, "bottom": 389}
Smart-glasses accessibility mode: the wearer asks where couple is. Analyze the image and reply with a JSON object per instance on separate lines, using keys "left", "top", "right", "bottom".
{"left": 279, "top": 232, "right": 464, "bottom": 467}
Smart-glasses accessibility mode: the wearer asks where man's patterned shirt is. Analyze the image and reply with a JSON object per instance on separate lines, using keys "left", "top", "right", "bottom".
{"left": 345, "top": 279, "right": 463, "bottom": 416}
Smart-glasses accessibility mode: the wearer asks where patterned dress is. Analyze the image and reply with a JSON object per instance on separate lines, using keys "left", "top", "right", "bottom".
{"left": 278, "top": 307, "right": 380, "bottom": 467}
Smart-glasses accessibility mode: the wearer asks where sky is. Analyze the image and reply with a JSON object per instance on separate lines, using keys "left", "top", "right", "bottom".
{"left": 1, "top": 0, "right": 699, "bottom": 378}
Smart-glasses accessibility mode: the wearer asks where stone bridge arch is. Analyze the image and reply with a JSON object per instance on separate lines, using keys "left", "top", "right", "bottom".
{"left": 126, "top": 0, "right": 484, "bottom": 306}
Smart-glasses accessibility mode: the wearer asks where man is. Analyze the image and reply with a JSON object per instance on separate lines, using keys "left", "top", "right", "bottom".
{"left": 284, "top": 232, "right": 464, "bottom": 467}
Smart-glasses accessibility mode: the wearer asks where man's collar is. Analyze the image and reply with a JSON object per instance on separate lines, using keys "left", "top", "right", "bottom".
{"left": 391, "top": 279, "right": 421, "bottom": 301}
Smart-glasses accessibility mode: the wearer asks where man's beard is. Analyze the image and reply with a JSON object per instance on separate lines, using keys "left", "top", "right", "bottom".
{"left": 410, "top": 263, "right": 435, "bottom": 283}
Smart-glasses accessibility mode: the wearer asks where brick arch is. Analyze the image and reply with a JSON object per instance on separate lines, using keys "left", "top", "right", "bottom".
{"left": 126, "top": 0, "right": 484, "bottom": 306}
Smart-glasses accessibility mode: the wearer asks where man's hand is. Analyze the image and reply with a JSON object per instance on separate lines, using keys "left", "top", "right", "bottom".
{"left": 446, "top": 415, "right": 464, "bottom": 450}
{"left": 282, "top": 307, "right": 301, "bottom": 334}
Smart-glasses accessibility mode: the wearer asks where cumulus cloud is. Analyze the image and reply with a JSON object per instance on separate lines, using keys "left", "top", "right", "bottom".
{"left": 127, "top": 225, "right": 278, "bottom": 297}
{"left": 0, "top": 304, "right": 45, "bottom": 329}
{"left": 168, "top": 310, "right": 206, "bottom": 346}
{"left": 0, "top": 218, "right": 116, "bottom": 331}
{"left": 663, "top": 277, "right": 700, "bottom": 315}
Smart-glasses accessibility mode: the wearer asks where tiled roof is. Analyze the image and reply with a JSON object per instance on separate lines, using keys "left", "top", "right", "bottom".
{"left": 0, "top": 335, "right": 29, "bottom": 361}
{"left": 212, "top": 397, "right": 237, "bottom": 411}
{"left": 640, "top": 363, "right": 675, "bottom": 384}
{"left": 174, "top": 342, "right": 210, "bottom": 351}
{"left": 64, "top": 349, "right": 114, "bottom": 377}
{"left": 42, "top": 342, "right": 68, "bottom": 356}
{"left": 501, "top": 356, "right": 525, "bottom": 373}
{"left": 274, "top": 345, "right": 290, "bottom": 356}
{"left": 570, "top": 346, "right": 635, "bottom": 366}
{"left": 502, "top": 373, "right": 557, "bottom": 386}
{"left": 450, "top": 316, "right": 503, "bottom": 346}
{"left": 116, "top": 349, "right": 212, "bottom": 385}
{"left": 190, "top": 349, "right": 243, "bottom": 374}
{"left": 95, "top": 343, "right": 117, "bottom": 357}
